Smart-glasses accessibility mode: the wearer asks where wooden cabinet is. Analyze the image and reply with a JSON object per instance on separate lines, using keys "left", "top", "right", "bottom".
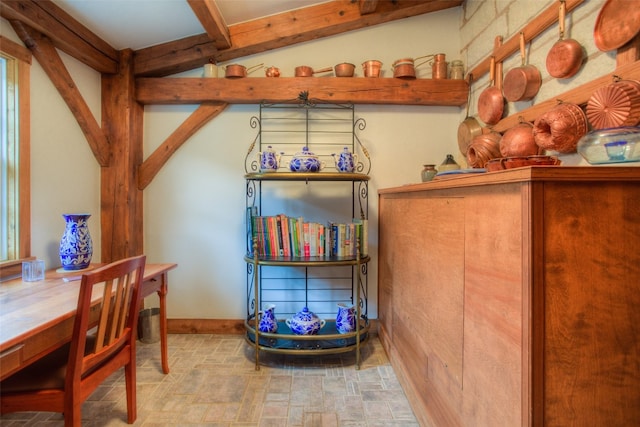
{"left": 378, "top": 167, "right": 640, "bottom": 426}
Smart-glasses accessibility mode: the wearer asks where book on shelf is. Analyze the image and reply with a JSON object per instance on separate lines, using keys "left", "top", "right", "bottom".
{"left": 248, "top": 213, "right": 368, "bottom": 259}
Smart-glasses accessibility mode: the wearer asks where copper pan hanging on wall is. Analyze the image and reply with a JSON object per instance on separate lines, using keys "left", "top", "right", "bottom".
{"left": 593, "top": 0, "right": 640, "bottom": 51}
{"left": 457, "top": 74, "right": 483, "bottom": 155}
{"left": 546, "top": 0, "right": 584, "bottom": 79}
{"left": 503, "top": 32, "right": 541, "bottom": 102}
{"left": 477, "top": 56, "right": 505, "bottom": 126}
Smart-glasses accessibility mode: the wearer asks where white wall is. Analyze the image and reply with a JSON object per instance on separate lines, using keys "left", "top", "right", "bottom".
{"left": 1, "top": 19, "right": 102, "bottom": 270}
{"left": 143, "top": 9, "right": 463, "bottom": 319}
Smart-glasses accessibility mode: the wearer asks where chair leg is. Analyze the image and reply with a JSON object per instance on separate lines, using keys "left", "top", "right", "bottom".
{"left": 124, "top": 358, "right": 137, "bottom": 423}
{"left": 63, "top": 403, "right": 82, "bottom": 427}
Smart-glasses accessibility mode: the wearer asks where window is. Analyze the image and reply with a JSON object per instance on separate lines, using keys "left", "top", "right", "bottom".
{"left": 0, "top": 37, "right": 31, "bottom": 277}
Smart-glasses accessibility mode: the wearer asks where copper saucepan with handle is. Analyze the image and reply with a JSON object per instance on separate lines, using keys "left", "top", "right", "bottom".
{"left": 224, "top": 63, "right": 263, "bottom": 78}
{"left": 478, "top": 56, "right": 505, "bottom": 126}
{"left": 295, "top": 65, "right": 333, "bottom": 77}
{"left": 503, "top": 32, "right": 541, "bottom": 102}
{"left": 546, "top": 0, "right": 584, "bottom": 79}
{"left": 457, "top": 73, "right": 483, "bottom": 156}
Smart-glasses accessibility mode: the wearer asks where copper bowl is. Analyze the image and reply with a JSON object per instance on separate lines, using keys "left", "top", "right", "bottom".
{"left": 487, "top": 155, "right": 561, "bottom": 171}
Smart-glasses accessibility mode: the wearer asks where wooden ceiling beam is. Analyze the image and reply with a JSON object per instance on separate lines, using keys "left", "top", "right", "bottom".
{"left": 359, "top": 0, "right": 378, "bottom": 15}
{"left": 11, "top": 20, "right": 111, "bottom": 166}
{"left": 0, "top": 0, "right": 118, "bottom": 74}
{"left": 134, "top": 0, "right": 462, "bottom": 77}
{"left": 186, "top": 0, "right": 231, "bottom": 49}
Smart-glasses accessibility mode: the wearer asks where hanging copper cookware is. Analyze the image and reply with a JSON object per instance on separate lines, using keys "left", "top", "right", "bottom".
{"left": 457, "top": 74, "right": 483, "bottom": 155}
{"left": 295, "top": 65, "right": 333, "bottom": 77}
{"left": 533, "top": 102, "right": 588, "bottom": 153}
{"left": 503, "top": 32, "right": 541, "bottom": 102}
{"left": 586, "top": 79, "right": 640, "bottom": 129}
{"left": 478, "top": 56, "right": 505, "bottom": 126}
{"left": 224, "top": 63, "right": 263, "bottom": 79}
{"left": 546, "top": 0, "right": 584, "bottom": 79}
{"left": 593, "top": 0, "right": 640, "bottom": 52}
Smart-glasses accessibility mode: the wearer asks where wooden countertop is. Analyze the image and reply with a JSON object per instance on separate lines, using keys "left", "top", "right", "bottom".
{"left": 379, "top": 166, "right": 640, "bottom": 194}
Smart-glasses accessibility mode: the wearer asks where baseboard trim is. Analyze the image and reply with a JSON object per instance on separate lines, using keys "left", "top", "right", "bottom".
{"left": 168, "top": 318, "right": 379, "bottom": 335}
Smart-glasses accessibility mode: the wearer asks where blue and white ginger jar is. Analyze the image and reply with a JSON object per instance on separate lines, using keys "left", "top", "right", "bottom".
{"left": 59, "top": 213, "right": 93, "bottom": 270}
{"left": 286, "top": 307, "right": 326, "bottom": 335}
{"left": 288, "top": 147, "right": 324, "bottom": 172}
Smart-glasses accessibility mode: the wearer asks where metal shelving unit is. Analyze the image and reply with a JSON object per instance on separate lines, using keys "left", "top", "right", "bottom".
{"left": 243, "top": 96, "right": 370, "bottom": 369}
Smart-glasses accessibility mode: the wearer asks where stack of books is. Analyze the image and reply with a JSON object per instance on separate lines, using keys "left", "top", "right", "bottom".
{"left": 246, "top": 208, "right": 368, "bottom": 259}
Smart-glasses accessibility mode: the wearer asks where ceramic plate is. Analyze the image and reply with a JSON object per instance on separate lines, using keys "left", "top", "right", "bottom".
{"left": 436, "top": 168, "right": 486, "bottom": 176}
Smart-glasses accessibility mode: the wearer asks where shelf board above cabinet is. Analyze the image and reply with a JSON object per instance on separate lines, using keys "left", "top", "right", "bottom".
{"left": 135, "top": 77, "right": 469, "bottom": 106}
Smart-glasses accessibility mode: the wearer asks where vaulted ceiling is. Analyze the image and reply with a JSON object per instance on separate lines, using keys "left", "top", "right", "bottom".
{"left": 1, "top": 0, "right": 463, "bottom": 77}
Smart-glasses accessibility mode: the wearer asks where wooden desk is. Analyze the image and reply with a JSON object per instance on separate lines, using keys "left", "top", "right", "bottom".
{"left": 0, "top": 263, "right": 177, "bottom": 381}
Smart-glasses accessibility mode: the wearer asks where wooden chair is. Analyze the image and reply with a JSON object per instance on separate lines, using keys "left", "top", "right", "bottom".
{"left": 0, "top": 255, "right": 146, "bottom": 426}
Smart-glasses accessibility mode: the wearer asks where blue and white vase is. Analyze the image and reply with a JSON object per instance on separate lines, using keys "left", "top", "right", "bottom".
{"left": 59, "top": 213, "right": 93, "bottom": 270}
{"left": 258, "top": 304, "right": 278, "bottom": 333}
{"left": 336, "top": 303, "right": 356, "bottom": 334}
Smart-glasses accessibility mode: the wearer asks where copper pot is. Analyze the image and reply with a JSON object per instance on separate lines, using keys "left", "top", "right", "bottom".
{"left": 265, "top": 66, "right": 280, "bottom": 77}
{"left": 362, "top": 60, "right": 382, "bottom": 77}
{"left": 503, "top": 33, "right": 541, "bottom": 102}
{"left": 295, "top": 65, "right": 332, "bottom": 77}
{"left": 467, "top": 131, "right": 502, "bottom": 168}
{"left": 533, "top": 102, "right": 588, "bottom": 153}
{"left": 335, "top": 62, "right": 355, "bottom": 77}
{"left": 546, "top": 1, "right": 584, "bottom": 79}
{"left": 392, "top": 55, "right": 432, "bottom": 79}
{"left": 224, "top": 63, "right": 263, "bottom": 79}
{"left": 500, "top": 121, "right": 539, "bottom": 157}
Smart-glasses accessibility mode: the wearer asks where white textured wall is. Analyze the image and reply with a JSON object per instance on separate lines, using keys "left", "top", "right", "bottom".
{"left": 1, "top": 19, "right": 102, "bottom": 270}
{"left": 460, "top": 0, "right": 617, "bottom": 165}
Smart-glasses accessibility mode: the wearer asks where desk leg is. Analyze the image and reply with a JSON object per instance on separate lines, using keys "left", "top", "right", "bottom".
{"left": 157, "top": 273, "right": 170, "bottom": 374}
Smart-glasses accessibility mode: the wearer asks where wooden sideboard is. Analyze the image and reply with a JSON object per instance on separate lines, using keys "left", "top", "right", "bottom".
{"left": 378, "top": 167, "right": 640, "bottom": 426}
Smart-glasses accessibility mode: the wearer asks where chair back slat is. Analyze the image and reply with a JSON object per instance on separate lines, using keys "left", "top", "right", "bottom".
{"left": 67, "top": 256, "right": 146, "bottom": 382}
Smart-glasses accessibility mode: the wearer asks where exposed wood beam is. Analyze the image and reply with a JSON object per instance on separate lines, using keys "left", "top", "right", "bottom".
{"left": 135, "top": 77, "right": 468, "bottom": 106}
{"left": 11, "top": 21, "right": 111, "bottom": 167}
{"left": 359, "top": 0, "right": 378, "bottom": 15}
{"left": 1, "top": 0, "right": 118, "bottom": 74}
{"left": 138, "top": 102, "right": 228, "bottom": 190}
{"left": 187, "top": 0, "right": 231, "bottom": 50}
{"left": 134, "top": 0, "right": 462, "bottom": 77}
{"left": 101, "top": 49, "right": 144, "bottom": 261}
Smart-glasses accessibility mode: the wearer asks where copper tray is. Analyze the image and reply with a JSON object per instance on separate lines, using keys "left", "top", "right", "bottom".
{"left": 594, "top": 0, "right": 640, "bottom": 51}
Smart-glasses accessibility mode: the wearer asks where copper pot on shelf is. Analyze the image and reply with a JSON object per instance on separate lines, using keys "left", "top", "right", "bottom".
{"left": 295, "top": 65, "right": 332, "bottom": 77}
{"left": 392, "top": 55, "right": 432, "bottom": 79}
{"left": 334, "top": 62, "right": 355, "bottom": 77}
{"left": 362, "top": 60, "right": 382, "bottom": 77}
{"left": 224, "top": 63, "right": 263, "bottom": 78}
